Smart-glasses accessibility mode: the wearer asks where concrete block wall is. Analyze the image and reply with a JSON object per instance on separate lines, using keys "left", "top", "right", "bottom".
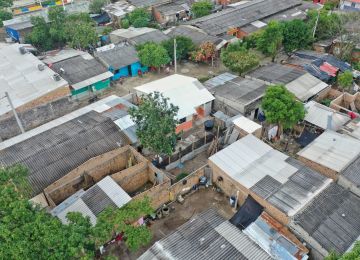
{"left": 112, "top": 162, "right": 149, "bottom": 193}
{"left": 297, "top": 156, "right": 338, "bottom": 180}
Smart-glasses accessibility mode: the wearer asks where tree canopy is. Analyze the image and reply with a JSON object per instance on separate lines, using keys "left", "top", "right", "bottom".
{"left": 337, "top": 71, "right": 353, "bottom": 90}
{"left": 282, "top": 19, "right": 312, "bottom": 53}
{"left": 221, "top": 41, "right": 259, "bottom": 75}
{"left": 0, "top": 165, "right": 154, "bottom": 258}
{"left": 129, "top": 92, "right": 179, "bottom": 156}
{"left": 89, "top": 0, "right": 106, "bottom": 14}
{"left": 162, "top": 36, "right": 195, "bottom": 61}
{"left": 191, "top": 0, "right": 213, "bottom": 18}
{"left": 0, "top": 9, "right": 12, "bottom": 27}
{"left": 325, "top": 241, "right": 360, "bottom": 260}
{"left": 27, "top": 7, "right": 97, "bottom": 51}
{"left": 190, "top": 41, "right": 216, "bottom": 63}
{"left": 126, "top": 8, "right": 151, "bottom": 28}
{"left": 261, "top": 85, "right": 305, "bottom": 130}
{"left": 308, "top": 9, "right": 341, "bottom": 41}
{"left": 256, "top": 20, "right": 283, "bottom": 61}
{"left": 138, "top": 42, "right": 171, "bottom": 71}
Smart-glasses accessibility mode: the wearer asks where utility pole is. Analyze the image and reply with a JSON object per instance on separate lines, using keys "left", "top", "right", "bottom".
{"left": 174, "top": 38, "right": 177, "bottom": 74}
{"left": 312, "top": 9, "right": 320, "bottom": 38}
{"left": 5, "top": 92, "right": 25, "bottom": 134}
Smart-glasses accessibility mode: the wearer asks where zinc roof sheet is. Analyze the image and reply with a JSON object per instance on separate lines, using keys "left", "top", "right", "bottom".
{"left": 297, "top": 130, "right": 360, "bottom": 172}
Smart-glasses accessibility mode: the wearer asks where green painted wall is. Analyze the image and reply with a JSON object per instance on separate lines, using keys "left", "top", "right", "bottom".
{"left": 71, "top": 79, "right": 111, "bottom": 96}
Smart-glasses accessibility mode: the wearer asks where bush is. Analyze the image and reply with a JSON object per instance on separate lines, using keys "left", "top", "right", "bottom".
{"left": 337, "top": 70, "right": 353, "bottom": 90}
{"left": 176, "top": 172, "right": 188, "bottom": 181}
{"left": 132, "top": 16, "right": 149, "bottom": 28}
{"left": 121, "top": 18, "right": 130, "bottom": 29}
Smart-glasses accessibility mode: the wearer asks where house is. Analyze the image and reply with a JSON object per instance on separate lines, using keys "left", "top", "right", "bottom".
{"left": 297, "top": 130, "right": 360, "bottom": 180}
{"left": 127, "top": 0, "right": 171, "bottom": 8}
{"left": 231, "top": 115, "right": 262, "bottom": 138}
{"left": 95, "top": 44, "right": 147, "bottom": 80}
{"left": 330, "top": 92, "right": 360, "bottom": 116}
{"left": 0, "top": 111, "right": 129, "bottom": 196}
{"left": 46, "top": 52, "right": 113, "bottom": 98}
{"left": 152, "top": 0, "right": 190, "bottom": 25}
{"left": 289, "top": 183, "right": 360, "bottom": 259}
{"left": 0, "top": 43, "right": 69, "bottom": 117}
{"left": 51, "top": 176, "right": 131, "bottom": 225}
{"left": 246, "top": 63, "right": 329, "bottom": 102}
{"left": 304, "top": 101, "right": 350, "bottom": 131}
{"left": 204, "top": 73, "right": 268, "bottom": 119}
{"left": 11, "top": 0, "right": 73, "bottom": 16}
{"left": 46, "top": 145, "right": 170, "bottom": 223}
{"left": 4, "top": 1, "right": 89, "bottom": 43}
{"left": 135, "top": 74, "right": 215, "bottom": 133}
{"left": 102, "top": 1, "right": 135, "bottom": 22}
{"left": 140, "top": 208, "right": 309, "bottom": 260}
{"left": 340, "top": 0, "right": 360, "bottom": 11}
{"left": 189, "top": 0, "right": 304, "bottom": 38}
{"left": 209, "top": 134, "right": 332, "bottom": 225}
{"left": 110, "top": 27, "right": 169, "bottom": 45}
{"left": 165, "top": 25, "right": 227, "bottom": 50}
{"left": 139, "top": 208, "right": 273, "bottom": 260}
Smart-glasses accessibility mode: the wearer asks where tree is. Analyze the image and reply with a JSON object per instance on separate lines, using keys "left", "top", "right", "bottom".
{"left": 92, "top": 198, "right": 154, "bottom": 251}
{"left": 127, "top": 8, "right": 150, "bottom": 27}
{"left": 162, "top": 36, "right": 195, "bottom": 61}
{"left": 221, "top": 49, "right": 259, "bottom": 75}
{"left": 257, "top": 21, "right": 283, "bottom": 61}
{"left": 89, "top": 0, "right": 106, "bottom": 14}
{"left": 282, "top": 19, "right": 312, "bottom": 53}
{"left": 27, "top": 16, "right": 53, "bottom": 51}
{"left": 308, "top": 9, "right": 341, "bottom": 41}
{"left": 337, "top": 71, "right": 353, "bottom": 90}
{"left": 120, "top": 18, "right": 130, "bottom": 29}
{"left": 0, "top": 9, "right": 11, "bottom": 27}
{"left": 261, "top": 85, "right": 305, "bottom": 132}
{"left": 129, "top": 92, "right": 179, "bottom": 156}
{"left": 190, "top": 41, "right": 216, "bottom": 63}
{"left": 325, "top": 241, "right": 360, "bottom": 260}
{"left": 138, "top": 42, "right": 171, "bottom": 72}
{"left": 191, "top": 0, "right": 213, "bottom": 18}
{"left": 0, "top": 0, "right": 12, "bottom": 8}
{"left": 0, "top": 165, "right": 95, "bottom": 259}
{"left": 65, "top": 13, "right": 98, "bottom": 49}
{"left": 48, "top": 6, "right": 67, "bottom": 47}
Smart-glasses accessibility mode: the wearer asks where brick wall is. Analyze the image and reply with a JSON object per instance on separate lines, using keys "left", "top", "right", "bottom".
{"left": 298, "top": 156, "right": 338, "bottom": 180}
{"left": 112, "top": 162, "right": 149, "bottom": 193}
{"left": 209, "top": 160, "right": 290, "bottom": 225}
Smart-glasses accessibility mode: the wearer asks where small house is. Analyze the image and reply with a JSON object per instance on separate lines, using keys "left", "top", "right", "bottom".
{"left": 95, "top": 44, "right": 147, "bottom": 80}
{"left": 102, "top": 1, "right": 135, "bottom": 22}
{"left": 340, "top": 0, "right": 360, "bottom": 11}
{"left": 152, "top": 0, "right": 190, "bottom": 25}
{"left": 135, "top": 74, "right": 215, "bottom": 133}
{"left": 110, "top": 27, "right": 169, "bottom": 45}
{"left": 47, "top": 52, "right": 113, "bottom": 98}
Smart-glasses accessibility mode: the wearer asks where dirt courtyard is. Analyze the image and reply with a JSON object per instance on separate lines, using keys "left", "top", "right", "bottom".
{"left": 102, "top": 188, "right": 235, "bottom": 259}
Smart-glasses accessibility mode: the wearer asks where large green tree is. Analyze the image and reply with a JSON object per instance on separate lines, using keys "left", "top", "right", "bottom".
{"left": 127, "top": 8, "right": 150, "bottom": 28}
{"left": 221, "top": 42, "right": 259, "bottom": 75}
{"left": 261, "top": 85, "right": 305, "bottom": 132}
{"left": 308, "top": 9, "right": 341, "bottom": 40}
{"left": 0, "top": 9, "right": 11, "bottom": 27}
{"left": 162, "top": 36, "right": 195, "bottom": 61}
{"left": 65, "top": 13, "right": 98, "bottom": 49}
{"left": 191, "top": 0, "right": 213, "bottom": 18}
{"left": 27, "top": 16, "right": 53, "bottom": 51}
{"left": 48, "top": 6, "right": 67, "bottom": 47}
{"left": 282, "top": 19, "right": 312, "bottom": 53}
{"left": 257, "top": 21, "right": 283, "bottom": 61}
{"left": 89, "top": 0, "right": 106, "bottom": 14}
{"left": 129, "top": 92, "right": 179, "bottom": 156}
{"left": 190, "top": 41, "right": 216, "bottom": 63}
{"left": 138, "top": 42, "right": 171, "bottom": 72}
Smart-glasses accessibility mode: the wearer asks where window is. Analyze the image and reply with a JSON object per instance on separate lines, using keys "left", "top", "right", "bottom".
{"left": 179, "top": 117, "right": 186, "bottom": 123}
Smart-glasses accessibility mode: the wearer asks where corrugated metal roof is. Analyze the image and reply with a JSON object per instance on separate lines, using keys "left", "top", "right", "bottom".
{"left": 293, "top": 183, "right": 360, "bottom": 254}
{"left": 285, "top": 73, "right": 329, "bottom": 102}
{"left": 232, "top": 115, "right": 262, "bottom": 133}
{"left": 139, "top": 208, "right": 271, "bottom": 260}
{"left": 297, "top": 130, "right": 360, "bottom": 172}
{"left": 52, "top": 176, "right": 131, "bottom": 225}
{"left": 210, "top": 135, "right": 331, "bottom": 215}
{"left": 190, "top": 0, "right": 301, "bottom": 36}
{"left": 0, "top": 111, "right": 128, "bottom": 195}
{"left": 204, "top": 72, "right": 239, "bottom": 89}
{"left": 135, "top": 74, "right": 214, "bottom": 119}
{"left": 304, "top": 101, "right": 350, "bottom": 130}
{"left": 96, "top": 45, "right": 139, "bottom": 69}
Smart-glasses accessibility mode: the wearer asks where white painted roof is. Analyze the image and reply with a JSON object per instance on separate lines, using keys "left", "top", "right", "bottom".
{"left": 0, "top": 43, "right": 68, "bottom": 116}
{"left": 232, "top": 115, "right": 262, "bottom": 134}
{"left": 209, "top": 135, "right": 297, "bottom": 189}
{"left": 304, "top": 101, "right": 350, "bottom": 130}
{"left": 57, "top": 199, "right": 98, "bottom": 225}
{"left": 97, "top": 176, "right": 132, "bottom": 208}
{"left": 285, "top": 73, "right": 328, "bottom": 102}
{"left": 114, "top": 114, "right": 135, "bottom": 130}
{"left": 135, "top": 74, "right": 215, "bottom": 119}
{"left": 297, "top": 130, "right": 360, "bottom": 172}
{"left": 110, "top": 27, "right": 156, "bottom": 38}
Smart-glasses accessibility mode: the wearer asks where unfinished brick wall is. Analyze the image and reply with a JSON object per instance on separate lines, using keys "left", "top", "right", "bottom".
{"left": 112, "top": 162, "right": 149, "bottom": 193}
{"left": 209, "top": 160, "right": 290, "bottom": 226}
{"left": 297, "top": 156, "right": 338, "bottom": 180}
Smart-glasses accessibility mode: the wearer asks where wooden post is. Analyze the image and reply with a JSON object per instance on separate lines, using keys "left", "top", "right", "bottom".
{"left": 204, "top": 131, "right": 207, "bottom": 144}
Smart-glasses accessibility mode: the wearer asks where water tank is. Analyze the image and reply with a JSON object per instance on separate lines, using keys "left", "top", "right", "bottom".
{"left": 204, "top": 120, "right": 214, "bottom": 131}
